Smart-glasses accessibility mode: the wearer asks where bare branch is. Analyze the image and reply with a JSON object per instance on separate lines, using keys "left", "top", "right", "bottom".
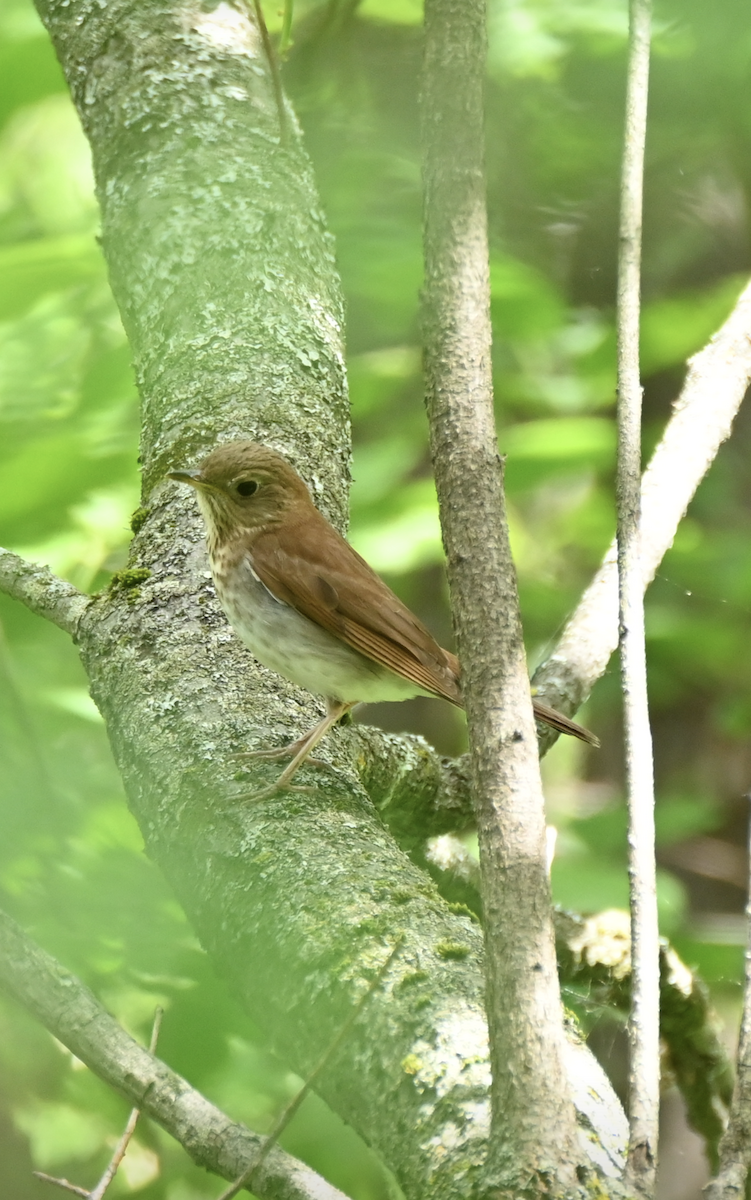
{"left": 615, "top": 0, "right": 659, "bottom": 1191}
{"left": 534, "top": 271, "right": 751, "bottom": 735}
{"left": 420, "top": 0, "right": 581, "bottom": 1190}
{"left": 0, "top": 909, "right": 352, "bottom": 1200}
{"left": 367, "top": 271, "right": 751, "bottom": 841}
{"left": 704, "top": 800, "right": 751, "bottom": 1200}
{"left": 33, "top": 1174, "right": 90, "bottom": 1198}
{"left": 0, "top": 548, "right": 89, "bottom": 638}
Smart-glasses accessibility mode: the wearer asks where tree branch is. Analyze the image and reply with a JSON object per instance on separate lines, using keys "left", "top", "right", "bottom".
{"left": 615, "top": 0, "right": 659, "bottom": 1191}
{"left": 361, "top": 270, "right": 751, "bottom": 842}
{"left": 533, "top": 271, "right": 751, "bottom": 743}
{"left": 0, "top": 909, "right": 352, "bottom": 1200}
{"left": 0, "top": 548, "right": 89, "bottom": 638}
{"left": 420, "top": 0, "right": 582, "bottom": 1191}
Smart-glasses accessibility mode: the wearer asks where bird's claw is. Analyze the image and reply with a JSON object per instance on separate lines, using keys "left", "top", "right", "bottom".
{"left": 232, "top": 747, "right": 326, "bottom": 768}
{"left": 231, "top": 746, "right": 291, "bottom": 763}
{"left": 235, "top": 781, "right": 316, "bottom": 804}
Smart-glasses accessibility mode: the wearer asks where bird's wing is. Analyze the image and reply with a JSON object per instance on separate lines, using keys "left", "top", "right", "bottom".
{"left": 247, "top": 515, "right": 462, "bottom": 705}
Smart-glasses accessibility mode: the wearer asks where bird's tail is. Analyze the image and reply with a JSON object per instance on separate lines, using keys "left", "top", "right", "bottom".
{"left": 532, "top": 698, "right": 599, "bottom": 747}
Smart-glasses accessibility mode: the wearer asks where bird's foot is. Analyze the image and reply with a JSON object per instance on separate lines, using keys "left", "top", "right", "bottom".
{"left": 235, "top": 780, "right": 316, "bottom": 804}
{"left": 232, "top": 745, "right": 326, "bottom": 769}
{"left": 231, "top": 731, "right": 317, "bottom": 763}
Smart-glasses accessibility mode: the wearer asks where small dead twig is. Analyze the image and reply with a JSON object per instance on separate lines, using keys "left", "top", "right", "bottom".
{"left": 215, "top": 939, "right": 403, "bottom": 1200}
{"left": 35, "top": 1008, "right": 164, "bottom": 1200}
{"left": 32, "top": 1175, "right": 90, "bottom": 1198}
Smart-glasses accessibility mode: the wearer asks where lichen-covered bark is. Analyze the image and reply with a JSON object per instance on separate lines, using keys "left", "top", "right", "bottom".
{"left": 38, "top": 0, "right": 350, "bottom": 505}
{"left": 30, "top": 0, "right": 627, "bottom": 1194}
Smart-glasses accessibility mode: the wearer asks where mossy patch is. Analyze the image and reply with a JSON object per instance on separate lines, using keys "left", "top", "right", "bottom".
{"left": 447, "top": 901, "right": 480, "bottom": 923}
{"left": 435, "top": 940, "right": 471, "bottom": 961}
{"left": 397, "top": 969, "right": 430, "bottom": 990}
{"left": 109, "top": 568, "right": 151, "bottom": 604}
{"left": 130, "top": 507, "right": 151, "bottom": 534}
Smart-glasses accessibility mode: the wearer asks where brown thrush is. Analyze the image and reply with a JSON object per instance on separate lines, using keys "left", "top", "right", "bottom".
{"left": 169, "top": 441, "right": 598, "bottom": 801}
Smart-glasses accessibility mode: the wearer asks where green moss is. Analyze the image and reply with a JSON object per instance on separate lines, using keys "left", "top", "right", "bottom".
{"left": 447, "top": 901, "right": 480, "bottom": 923}
{"left": 130, "top": 506, "right": 151, "bottom": 534}
{"left": 392, "top": 888, "right": 418, "bottom": 905}
{"left": 109, "top": 568, "right": 151, "bottom": 605}
{"left": 397, "top": 969, "right": 430, "bottom": 989}
{"left": 356, "top": 916, "right": 390, "bottom": 937}
{"left": 110, "top": 568, "right": 151, "bottom": 591}
{"left": 435, "top": 940, "right": 471, "bottom": 961}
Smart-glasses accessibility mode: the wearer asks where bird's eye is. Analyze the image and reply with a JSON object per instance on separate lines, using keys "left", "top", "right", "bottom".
{"left": 236, "top": 480, "right": 259, "bottom": 498}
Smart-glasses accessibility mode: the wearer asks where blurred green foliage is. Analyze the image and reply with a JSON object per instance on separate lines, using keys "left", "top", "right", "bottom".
{"left": 1, "top": 0, "right": 751, "bottom": 1194}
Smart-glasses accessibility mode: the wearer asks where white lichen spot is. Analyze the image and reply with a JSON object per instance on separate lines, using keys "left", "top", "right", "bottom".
{"left": 406, "top": 1005, "right": 491, "bottom": 1101}
{"left": 433, "top": 1122, "right": 461, "bottom": 1151}
{"left": 186, "top": 2, "right": 261, "bottom": 58}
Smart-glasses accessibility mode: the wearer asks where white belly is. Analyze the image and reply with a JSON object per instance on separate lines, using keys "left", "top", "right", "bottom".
{"left": 213, "top": 554, "right": 421, "bottom": 704}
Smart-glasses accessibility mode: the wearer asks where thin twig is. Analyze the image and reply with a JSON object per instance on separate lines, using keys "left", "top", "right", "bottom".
{"left": 32, "top": 1175, "right": 90, "bottom": 1198}
{"left": 0, "top": 548, "right": 88, "bottom": 638}
{"left": 89, "top": 1008, "right": 163, "bottom": 1200}
{"left": 215, "top": 938, "right": 403, "bottom": 1200}
{"left": 252, "top": 0, "right": 287, "bottom": 142}
{"left": 34, "top": 1009, "right": 164, "bottom": 1200}
{"left": 704, "top": 796, "right": 751, "bottom": 1200}
{"left": 616, "top": 0, "right": 658, "bottom": 1193}
{"left": 279, "top": 0, "right": 293, "bottom": 56}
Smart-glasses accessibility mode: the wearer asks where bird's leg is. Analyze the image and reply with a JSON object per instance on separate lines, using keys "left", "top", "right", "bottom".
{"left": 232, "top": 730, "right": 319, "bottom": 763}
{"left": 236, "top": 699, "right": 354, "bottom": 803}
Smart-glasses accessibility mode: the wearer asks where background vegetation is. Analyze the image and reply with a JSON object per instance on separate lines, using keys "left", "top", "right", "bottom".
{"left": 1, "top": 0, "right": 750, "bottom": 1195}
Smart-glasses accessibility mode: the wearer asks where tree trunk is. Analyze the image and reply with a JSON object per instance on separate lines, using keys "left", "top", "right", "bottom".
{"left": 28, "top": 0, "right": 627, "bottom": 1194}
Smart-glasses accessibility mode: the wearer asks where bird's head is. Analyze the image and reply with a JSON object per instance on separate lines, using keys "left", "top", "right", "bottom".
{"left": 168, "top": 441, "right": 311, "bottom": 544}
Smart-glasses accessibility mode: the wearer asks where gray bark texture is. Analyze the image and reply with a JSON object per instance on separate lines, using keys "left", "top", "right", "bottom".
{"left": 420, "top": 0, "right": 584, "bottom": 1191}
{"left": 20, "top": 0, "right": 627, "bottom": 1196}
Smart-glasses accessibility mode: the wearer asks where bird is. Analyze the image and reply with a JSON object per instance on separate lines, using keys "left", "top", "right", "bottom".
{"left": 169, "top": 440, "right": 598, "bottom": 801}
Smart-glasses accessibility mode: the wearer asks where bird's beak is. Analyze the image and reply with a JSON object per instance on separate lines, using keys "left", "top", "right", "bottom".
{"left": 168, "top": 469, "right": 210, "bottom": 490}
